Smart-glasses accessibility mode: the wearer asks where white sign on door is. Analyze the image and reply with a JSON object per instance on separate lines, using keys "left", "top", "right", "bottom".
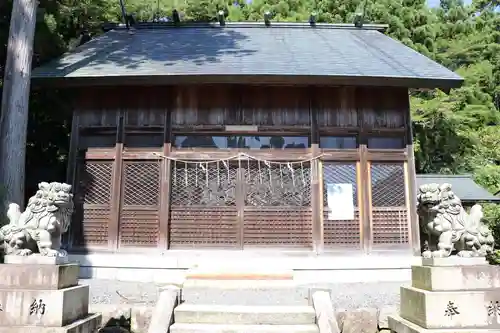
{"left": 326, "top": 183, "right": 355, "bottom": 220}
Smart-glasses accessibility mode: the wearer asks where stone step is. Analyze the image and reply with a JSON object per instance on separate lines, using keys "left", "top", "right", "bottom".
{"left": 174, "top": 304, "right": 316, "bottom": 325}
{"left": 181, "top": 280, "right": 309, "bottom": 306}
{"left": 170, "top": 324, "right": 319, "bottom": 333}
{"left": 185, "top": 267, "right": 294, "bottom": 281}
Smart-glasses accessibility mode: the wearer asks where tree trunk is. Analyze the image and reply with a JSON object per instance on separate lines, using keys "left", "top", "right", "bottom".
{"left": 0, "top": 0, "right": 38, "bottom": 208}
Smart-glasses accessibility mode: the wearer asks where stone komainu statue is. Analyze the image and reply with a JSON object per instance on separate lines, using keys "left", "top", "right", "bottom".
{"left": 0, "top": 182, "right": 74, "bottom": 257}
{"left": 417, "top": 183, "right": 495, "bottom": 258}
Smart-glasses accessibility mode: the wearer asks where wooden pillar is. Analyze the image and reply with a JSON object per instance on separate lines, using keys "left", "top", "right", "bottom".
{"left": 64, "top": 111, "right": 80, "bottom": 249}
{"left": 311, "top": 149, "right": 323, "bottom": 254}
{"left": 159, "top": 109, "right": 172, "bottom": 250}
{"left": 109, "top": 112, "right": 124, "bottom": 250}
{"left": 310, "top": 89, "right": 323, "bottom": 254}
{"left": 404, "top": 93, "right": 420, "bottom": 255}
{"left": 66, "top": 112, "right": 80, "bottom": 188}
{"left": 359, "top": 145, "right": 372, "bottom": 253}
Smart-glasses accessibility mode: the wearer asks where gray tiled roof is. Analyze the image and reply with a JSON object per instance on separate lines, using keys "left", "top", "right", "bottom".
{"left": 416, "top": 174, "right": 500, "bottom": 202}
{"left": 32, "top": 23, "right": 463, "bottom": 88}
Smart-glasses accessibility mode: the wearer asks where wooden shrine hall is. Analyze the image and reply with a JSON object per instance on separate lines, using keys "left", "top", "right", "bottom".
{"left": 31, "top": 21, "right": 463, "bottom": 255}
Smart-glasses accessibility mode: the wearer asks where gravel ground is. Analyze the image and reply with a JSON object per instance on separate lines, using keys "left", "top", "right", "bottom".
{"left": 81, "top": 279, "right": 409, "bottom": 309}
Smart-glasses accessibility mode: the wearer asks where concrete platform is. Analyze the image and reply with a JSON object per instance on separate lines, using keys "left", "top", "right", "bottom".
{"left": 0, "top": 285, "right": 89, "bottom": 327}
{"left": 174, "top": 304, "right": 316, "bottom": 325}
{"left": 412, "top": 264, "right": 500, "bottom": 291}
{"left": 389, "top": 314, "right": 500, "bottom": 333}
{"left": 400, "top": 286, "right": 500, "bottom": 329}
{"left": 0, "top": 263, "right": 79, "bottom": 290}
{"left": 69, "top": 250, "right": 419, "bottom": 284}
{"left": 0, "top": 313, "right": 102, "bottom": 333}
{"left": 170, "top": 324, "right": 319, "bottom": 333}
{"left": 5, "top": 254, "right": 69, "bottom": 265}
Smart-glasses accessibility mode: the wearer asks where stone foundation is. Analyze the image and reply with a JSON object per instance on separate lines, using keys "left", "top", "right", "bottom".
{"left": 389, "top": 257, "right": 500, "bottom": 333}
{"left": 0, "top": 256, "right": 101, "bottom": 332}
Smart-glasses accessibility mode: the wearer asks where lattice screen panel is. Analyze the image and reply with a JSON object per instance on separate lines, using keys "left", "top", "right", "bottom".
{"left": 370, "top": 163, "right": 409, "bottom": 245}
{"left": 169, "top": 207, "right": 239, "bottom": 248}
{"left": 322, "top": 163, "right": 360, "bottom": 248}
{"left": 243, "top": 162, "right": 312, "bottom": 248}
{"left": 372, "top": 208, "right": 409, "bottom": 244}
{"left": 74, "top": 160, "right": 113, "bottom": 247}
{"left": 169, "top": 161, "right": 239, "bottom": 248}
{"left": 119, "top": 161, "right": 161, "bottom": 247}
{"left": 243, "top": 207, "right": 312, "bottom": 248}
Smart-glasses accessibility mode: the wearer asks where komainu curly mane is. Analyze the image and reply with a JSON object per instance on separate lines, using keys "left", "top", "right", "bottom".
{"left": 0, "top": 181, "right": 74, "bottom": 257}
{"left": 21, "top": 182, "right": 74, "bottom": 232}
{"left": 417, "top": 183, "right": 494, "bottom": 258}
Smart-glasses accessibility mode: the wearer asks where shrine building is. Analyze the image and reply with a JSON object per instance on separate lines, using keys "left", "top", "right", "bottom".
{"left": 31, "top": 21, "right": 464, "bottom": 281}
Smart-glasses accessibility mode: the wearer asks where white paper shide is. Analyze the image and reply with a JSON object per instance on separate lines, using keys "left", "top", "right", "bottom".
{"left": 326, "top": 183, "right": 354, "bottom": 220}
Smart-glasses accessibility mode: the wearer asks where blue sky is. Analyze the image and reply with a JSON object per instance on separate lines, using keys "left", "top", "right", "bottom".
{"left": 428, "top": 0, "right": 472, "bottom": 7}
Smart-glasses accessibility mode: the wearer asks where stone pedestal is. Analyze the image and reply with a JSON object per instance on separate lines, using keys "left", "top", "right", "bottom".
{"left": 0, "top": 255, "right": 101, "bottom": 333}
{"left": 389, "top": 257, "right": 500, "bottom": 333}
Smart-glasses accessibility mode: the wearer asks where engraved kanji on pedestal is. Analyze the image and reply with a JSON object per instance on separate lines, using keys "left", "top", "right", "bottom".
{"left": 388, "top": 258, "right": 500, "bottom": 333}
{"left": 0, "top": 256, "right": 101, "bottom": 332}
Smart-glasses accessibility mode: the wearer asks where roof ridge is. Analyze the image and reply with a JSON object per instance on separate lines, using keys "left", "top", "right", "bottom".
{"left": 417, "top": 174, "right": 473, "bottom": 178}
{"left": 106, "top": 21, "right": 388, "bottom": 32}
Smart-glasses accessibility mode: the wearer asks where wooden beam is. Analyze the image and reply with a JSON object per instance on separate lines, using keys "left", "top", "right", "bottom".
{"left": 159, "top": 109, "right": 172, "bottom": 249}
{"left": 64, "top": 111, "right": 80, "bottom": 249}
{"left": 403, "top": 91, "right": 420, "bottom": 255}
{"left": 310, "top": 88, "right": 319, "bottom": 146}
{"left": 310, "top": 88, "right": 323, "bottom": 253}
{"left": 318, "top": 159, "right": 325, "bottom": 253}
{"left": 311, "top": 145, "right": 323, "bottom": 254}
{"left": 66, "top": 112, "right": 81, "bottom": 186}
{"left": 109, "top": 113, "right": 125, "bottom": 250}
{"left": 356, "top": 161, "right": 364, "bottom": 250}
{"left": 320, "top": 150, "right": 360, "bottom": 161}
{"left": 367, "top": 150, "right": 407, "bottom": 161}
{"left": 406, "top": 146, "right": 420, "bottom": 255}
{"left": 359, "top": 145, "right": 372, "bottom": 253}
{"left": 170, "top": 149, "right": 311, "bottom": 161}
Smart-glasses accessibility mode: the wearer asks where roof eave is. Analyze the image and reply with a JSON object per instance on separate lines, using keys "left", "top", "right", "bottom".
{"left": 466, "top": 198, "right": 500, "bottom": 203}
{"left": 31, "top": 74, "right": 464, "bottom": 90}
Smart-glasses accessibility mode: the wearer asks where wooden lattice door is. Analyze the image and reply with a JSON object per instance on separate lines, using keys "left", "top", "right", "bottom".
{"left": 73, "top": 160, "right": 113, "bottom": 248}
{"left": 169, "top": 160, "right": 240, "bottom": 248}
{"left": 118, "top": 160, "right": 161, "bottom": 248}
{"left": 322, "top": 162, "right": 361, "bottom": 248}
{"left": 242, "top": 161, "right": 313, "bottom": 249}
{"left": 370, "top": 163, "right": 408, "bottom": 246}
